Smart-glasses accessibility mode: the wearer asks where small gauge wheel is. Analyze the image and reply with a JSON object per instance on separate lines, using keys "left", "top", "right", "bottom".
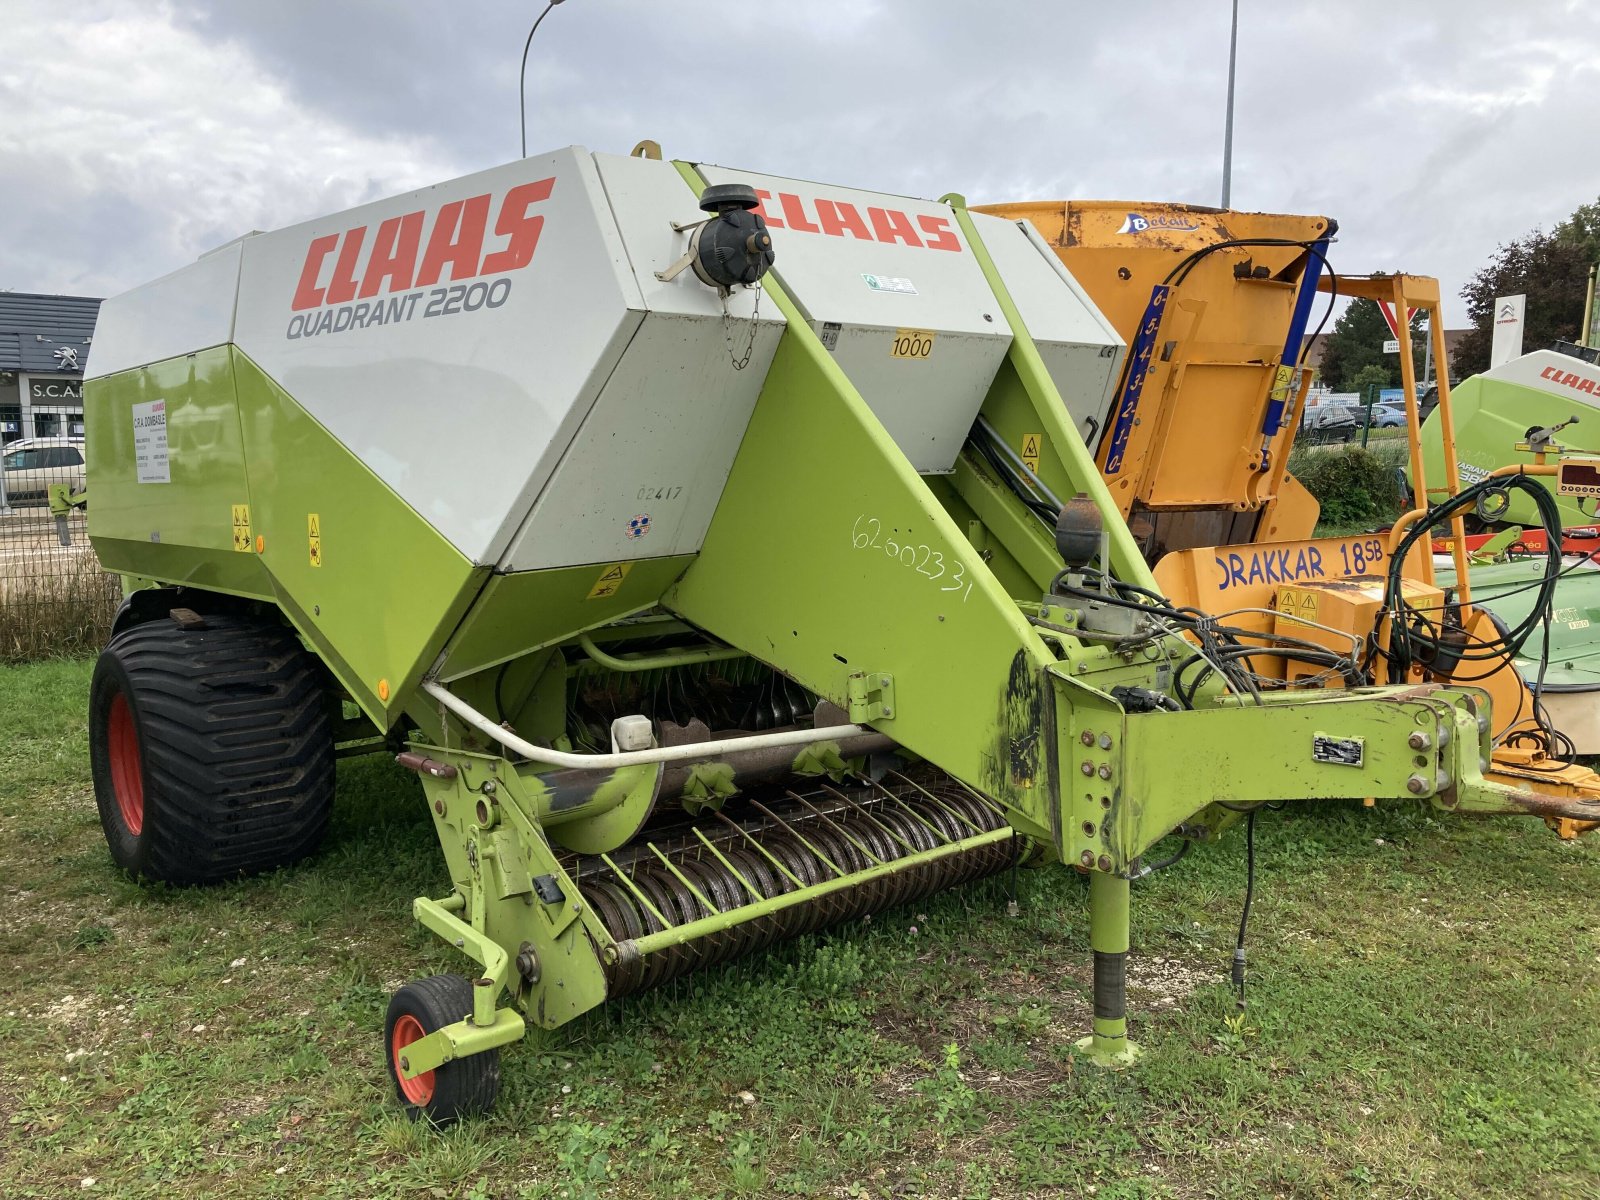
{"left": 385, "top": 974, "right": 501, "bottom": 1125}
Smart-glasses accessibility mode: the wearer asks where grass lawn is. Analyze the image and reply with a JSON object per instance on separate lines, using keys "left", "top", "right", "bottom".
{"left": 2, "top": 657, "right": 1598, "bottom": 1198}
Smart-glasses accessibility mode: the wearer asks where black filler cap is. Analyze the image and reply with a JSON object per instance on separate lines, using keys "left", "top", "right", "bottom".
{"left": 692, "top": 184, "right": 774, "bottom": 289}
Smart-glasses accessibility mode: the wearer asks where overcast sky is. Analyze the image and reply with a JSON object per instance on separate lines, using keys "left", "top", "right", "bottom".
{"left": 3, "top": 0, "right": 1597, "bottom": 326}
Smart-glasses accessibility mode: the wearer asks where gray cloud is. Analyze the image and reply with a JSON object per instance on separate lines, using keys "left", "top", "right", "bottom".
{"left": 5, "top": 0, "right": 1598, "bottom": 326}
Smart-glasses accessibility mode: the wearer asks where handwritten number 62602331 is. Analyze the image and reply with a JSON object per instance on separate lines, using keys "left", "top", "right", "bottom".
{"left": 850, "top": 514, "right": 973, "bottom": 602}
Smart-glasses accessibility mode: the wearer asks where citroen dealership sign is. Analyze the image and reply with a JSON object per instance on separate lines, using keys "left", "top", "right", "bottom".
{"left": 1489, "top": 294, "right": 1526, "bottom": 368}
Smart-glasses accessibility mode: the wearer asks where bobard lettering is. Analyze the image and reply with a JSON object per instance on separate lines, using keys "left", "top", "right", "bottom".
{"left": 1215, "top": 546, "right": 1326, "bottom": 590}
{"left": 1117, "top": 211, "right": 1201, "bottom": 235}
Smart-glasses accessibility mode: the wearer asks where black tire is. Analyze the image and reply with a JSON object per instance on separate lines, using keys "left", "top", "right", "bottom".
{"left": 87, "top": 613, "right": 335, "bottom": 885}
{"left": 385, "top": 974, "right": 501, "bottom": 1125}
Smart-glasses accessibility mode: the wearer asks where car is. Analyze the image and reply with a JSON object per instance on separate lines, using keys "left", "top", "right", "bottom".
{"left": 1361, "top": 402, "right": 1408, "bottom": 429}
{"left": 2, "top": 437, "right": 86, "bottom": 505}
{"left": 1299, "top": 395, "right": 1359, "bottom": 440}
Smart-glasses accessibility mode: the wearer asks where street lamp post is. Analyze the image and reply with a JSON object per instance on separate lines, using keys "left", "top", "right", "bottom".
{"left": 1221, "top": 0, "right": 1238, "bottom": 208}
{"left": 519, "top": 0, "right": 568, "bottom": 159}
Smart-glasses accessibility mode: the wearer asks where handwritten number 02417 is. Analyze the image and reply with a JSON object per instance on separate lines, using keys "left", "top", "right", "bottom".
{"left": 850, "top": 514, "right": 972, "bottom": 601}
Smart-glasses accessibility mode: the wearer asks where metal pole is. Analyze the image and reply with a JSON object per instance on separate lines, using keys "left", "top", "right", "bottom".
{"left": 1221, "top": 0, "right": 1239, "bottom": 208}
{"left": 1421, "top": 315, "right": 1433, "bottom": 396}
{"left": 1, "top": 377, "right": 17, "bottom": 515}
{"left": 518, "top": 1, "right": 565, "bottom": 159}
{"left": 1583, "top": 263, "right": 1597, "bottom": 349}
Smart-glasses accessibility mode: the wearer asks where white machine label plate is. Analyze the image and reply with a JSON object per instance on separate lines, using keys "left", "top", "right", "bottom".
{"left": 863, "top": 274, "right": 917, "bottom": 294}
{"left": 131, "top": 399, "right": 170, "bottom": 484}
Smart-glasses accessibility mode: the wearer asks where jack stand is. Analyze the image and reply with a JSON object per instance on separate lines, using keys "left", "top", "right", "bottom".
{"left": 1076, "top": 870, "right": 1142, "bottom": 1067}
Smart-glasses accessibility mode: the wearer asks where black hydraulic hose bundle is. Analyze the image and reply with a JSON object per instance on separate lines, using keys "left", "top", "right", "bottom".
{"left": 1379, "top": 472, "right": 1563, "bottom": 676}
{"left": 977, "top": 389, "right": 1566, "bottom": 727}
{"left": 971, "top": 428, "right": 1058, "bottom": 524}
{"left": 1378, "top": 470, "right": 1569, "bottom": 757}
{"left": 1046, "top": 567, "right": 1363, "bottom": 707}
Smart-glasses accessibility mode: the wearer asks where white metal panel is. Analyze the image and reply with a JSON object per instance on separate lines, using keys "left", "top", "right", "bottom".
{"left": 231, "top": 147, "right": 644, "bottom": 566}
{"left": 826, "top": 326, "right": 1000, "bottom": 467}
{"left": 591, "top": 152, "right": 767, "bottom": 321}
{"left": 975, "top": 214, "right": 1126, "bottom": 448}
{"left": 498, "top": 153, "right": 787, "bottom": 571}
{"left": 1482, "top": 349, "right": 1600, "bottom": 399}
{"left": 697, "top": 164, "right": 1010, "bottom": 473}
{"left": 85, "top": 241, "right": 244, "bottom": 380}
{"left": 507, "top": 311, "right": 785, "bottom": 568}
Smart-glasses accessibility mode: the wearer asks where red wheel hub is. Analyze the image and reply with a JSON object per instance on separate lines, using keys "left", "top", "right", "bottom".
{"left": 390, "top": 1014, "right": 436, "bottom": 1105}
{"left": 107, "top": 692, "right": 144, "bottom": 837}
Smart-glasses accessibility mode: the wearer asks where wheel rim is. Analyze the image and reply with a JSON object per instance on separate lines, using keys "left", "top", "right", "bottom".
{"left": 107, "top": 692, "right": 145, "bottom": 837}
{"left": 390, "top": 1014, "right": 436, "bottom": 1105}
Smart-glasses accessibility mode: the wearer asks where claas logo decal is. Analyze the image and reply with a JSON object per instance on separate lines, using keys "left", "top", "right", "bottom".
{"left": 750, "top": 190, "right": 961, "bottom": 251}
{"left": 1540, "top": 364, "right": 1600, "bottom": 396}
{"left": 285, "top": 177, "right": 554, "bottom": 340}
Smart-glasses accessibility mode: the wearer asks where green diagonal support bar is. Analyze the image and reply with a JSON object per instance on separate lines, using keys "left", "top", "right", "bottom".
{"left": 664, "top": 158, "right": 1063, "bottom": 840}
{"left": 946, "top": 197, "right": 1160, "bottom": 592}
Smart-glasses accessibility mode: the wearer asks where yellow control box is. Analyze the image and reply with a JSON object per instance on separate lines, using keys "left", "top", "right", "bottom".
{"left": 1273, "top": 575, "right": 1446, "bottom": 686}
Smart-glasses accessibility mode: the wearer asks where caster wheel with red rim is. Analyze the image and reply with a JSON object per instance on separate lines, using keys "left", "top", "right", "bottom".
{"left": 385, "top": 974, "right": 500, "bottom": 1125}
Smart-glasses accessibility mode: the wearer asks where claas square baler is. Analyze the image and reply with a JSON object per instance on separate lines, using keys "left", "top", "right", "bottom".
{"left": 72, "top": 145, "right": 1598, "bottom": 1123}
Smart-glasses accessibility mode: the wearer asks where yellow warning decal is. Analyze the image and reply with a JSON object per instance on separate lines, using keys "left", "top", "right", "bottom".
{"left": 1268, "top": 363, "right": 1296, "bottom": 401}
{"left": 1020, "top": 432, "right": 1043, "bottom": 476}
{"left": 889, "top": 329, "right": 935, "bottom": 359}
{"left": 1277, "top": 586, "right": 1320, "bottom": 624}
{"left": 230, "top": 504, "right": 252, "bottom": 553}
{"left": 586, "top": 562, "right": 632, "bottom": 600}
{"left": 308, "top": 513, "right": 322, "bottom": 568}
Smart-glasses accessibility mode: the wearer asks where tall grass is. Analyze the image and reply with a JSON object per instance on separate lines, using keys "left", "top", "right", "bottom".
{"left": 0, "top": 516, "right": 117, "bottom": 661}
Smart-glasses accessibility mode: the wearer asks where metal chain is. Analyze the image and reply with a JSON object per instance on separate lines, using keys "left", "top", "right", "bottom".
{"left": 721, "top": 284, "right": 761, "bottom": 371}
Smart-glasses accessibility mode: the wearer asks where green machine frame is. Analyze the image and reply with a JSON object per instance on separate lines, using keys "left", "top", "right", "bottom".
{"left": 376, "top": 163, "right": 1594, "bottom": 1086}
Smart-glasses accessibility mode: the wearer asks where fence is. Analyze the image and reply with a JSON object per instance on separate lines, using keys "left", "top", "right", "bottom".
{"left": 0, "top": 443, "right": 118, "bottom": 661}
